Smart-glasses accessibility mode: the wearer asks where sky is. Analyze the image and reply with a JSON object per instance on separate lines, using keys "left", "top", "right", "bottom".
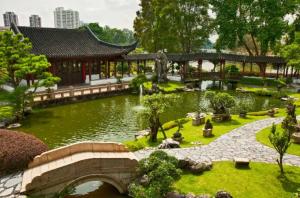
{"left": 0, "top": 0, "right": 140, "bottom": 30}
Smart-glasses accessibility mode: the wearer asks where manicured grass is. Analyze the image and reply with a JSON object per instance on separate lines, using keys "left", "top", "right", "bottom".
{"left": 174, "top": 162, "right": 300, "bottom": 198}
{"left": 125, "top": 114, "right": 269, "bottom": 151}
{"left": 143, "top": 81, "right": 185, "bottom": 92}
{"left": 256, "top": 125, "right": 300, "bottom": 157}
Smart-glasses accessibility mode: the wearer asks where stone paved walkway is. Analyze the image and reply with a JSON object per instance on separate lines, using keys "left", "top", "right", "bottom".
{"left": 0, "top": 172, "right": 23, "bottom": 198}
{"left": 135, "top": 117, "right": 300, "bottom": 166}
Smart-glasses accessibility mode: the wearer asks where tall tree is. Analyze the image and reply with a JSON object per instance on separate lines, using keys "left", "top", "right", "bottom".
{"left": 87, "top": 23, "right": 135, "bottom": 45}
{"left": 134, "top": 0, "right": 212, "bottom": 53}
{"left": 280, "top": 32, "right": 300, "bottom": 73}
{"left": 211, "top": 0, "right": 297, "bottom": 75}
{"left": 0, "top": 31, "right": 60, "bottom": 118}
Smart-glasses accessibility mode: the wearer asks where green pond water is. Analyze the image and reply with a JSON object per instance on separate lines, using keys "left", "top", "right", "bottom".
{"left": 20, "top": 91, "right": 284, "bottom": 149}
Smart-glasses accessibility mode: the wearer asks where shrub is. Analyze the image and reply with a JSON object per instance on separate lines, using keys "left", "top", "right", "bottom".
{"left": 130, "top": 74, "right": 148, "bottom": 92}
{"left": 240, "top": 76, "right": 286, "bottom": 87}
{"left": 248, "top": 109, "right": 279, "bottom": 116}
{"left": 225, "top": 64, "right": 239, "bottom": 74}
{"left": 0, "top": 106, "right": 14, "bottom": 122}
{"left": 125, "top": 141, "right": 147, "bottom": 152}
{"left": 162, "top": 118, "right": 189, "bottom": 131}
{"left": 204, "top": 119, "right": 213, "bottom": 130}
{"left": 204, "top": 91, "right": 236, "bottom": 115}
{"left": 0, "top": 129, "right": 48, "bottom": 175}
{"left": 129, "top": 151, "right": 181, "bottom": 198}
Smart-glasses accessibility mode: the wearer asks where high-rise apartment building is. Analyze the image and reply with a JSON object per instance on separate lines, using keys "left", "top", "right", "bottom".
{"left": 54, "top": 7, "right": 80, "bottom": 29}
{"left": 3, "top": 12, "right": 19, "bottom": 27}
{"left": 29, "top": 15, "right": 41, "bottom": 27}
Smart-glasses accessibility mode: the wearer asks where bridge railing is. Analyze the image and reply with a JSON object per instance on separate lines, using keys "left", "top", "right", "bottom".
{"left": 28, "top": 142, "right": 130, "bottom": 169}
{"left": 33, "top": 83, "right": 130, "bottom": 102}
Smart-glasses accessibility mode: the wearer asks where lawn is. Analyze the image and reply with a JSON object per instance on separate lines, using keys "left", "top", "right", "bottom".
{"left": 143, "top": 81, "right": 184, "bottom": 92}
{"left": 125, "top": 114, "right": 269, "bottom": 151}
{"left": 256, "top": 125, "right": 300, "bottom": 157}
{"left": 174, "top": 162, "right": 300, "bottom": 198}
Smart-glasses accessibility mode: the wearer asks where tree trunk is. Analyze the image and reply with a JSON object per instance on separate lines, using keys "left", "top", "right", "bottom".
{"left": 277, "top": 154, "right": 284, "bottom": 174}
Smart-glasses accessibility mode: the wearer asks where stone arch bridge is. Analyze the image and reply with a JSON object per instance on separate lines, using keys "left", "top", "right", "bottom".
{"left": 20, "top": 142, "right": 138, "bottom": 198}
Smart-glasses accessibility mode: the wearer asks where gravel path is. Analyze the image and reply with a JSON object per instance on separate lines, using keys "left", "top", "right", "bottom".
{"left": 134, "top": 117, "right": 300, "bottom": 166}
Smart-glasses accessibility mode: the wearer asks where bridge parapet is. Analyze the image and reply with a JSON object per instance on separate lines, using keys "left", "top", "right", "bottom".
{"left": 28, "top": 142, "right": 129, "bottom": 168}
{"left": 21, "top": 142, "right": 138, "bottom": 198}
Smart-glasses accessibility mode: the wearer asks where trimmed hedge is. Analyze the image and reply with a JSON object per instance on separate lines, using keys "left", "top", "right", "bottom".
{"left": 0, "top": 130, "right": 48, "bottom": 175}
{"left": 162, "top": 118, "right": 190, "bottom": 130}
{"left": 240, "top": 76, "right": 285, "bottom": 87}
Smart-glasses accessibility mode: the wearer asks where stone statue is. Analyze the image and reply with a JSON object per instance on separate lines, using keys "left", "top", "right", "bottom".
{"left": 155, "top": 50, "right": 169, "bottom": 82}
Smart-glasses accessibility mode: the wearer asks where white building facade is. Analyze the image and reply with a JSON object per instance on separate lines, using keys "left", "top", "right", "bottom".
{"left": 29, "top": 15, "right": 41, "bottom": 27}
{"left": 54, "top": 7, "right": 80, "bottom": 29}
{"left": 3, "top": 12, "right": 18, "bottom": 27}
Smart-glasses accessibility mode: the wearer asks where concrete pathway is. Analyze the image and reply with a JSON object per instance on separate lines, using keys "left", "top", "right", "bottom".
{"left": 135, "top": 117, "right": 300, "bottom": 166}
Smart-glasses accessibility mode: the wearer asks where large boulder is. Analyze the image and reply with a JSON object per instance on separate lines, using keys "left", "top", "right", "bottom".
{"left": 215, "top": 191, "right": 233, "bottom": 198}
{"left": 165, "top": 192, "right": 185, "bottom": 198}
{"left": 158, "top": 138, "right": 180, "bottom": 149}
{"left": 179, "top": 157, "right": 212, "bottom": 173}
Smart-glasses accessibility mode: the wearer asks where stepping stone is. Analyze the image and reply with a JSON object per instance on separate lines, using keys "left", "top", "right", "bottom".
{"left": 234, "top": 158, "right": 250, "bottom": 168}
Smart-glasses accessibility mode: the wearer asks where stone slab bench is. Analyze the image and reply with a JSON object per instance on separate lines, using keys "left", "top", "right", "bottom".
{"left": 234, "top": 158, "right": 250, "bottom": 168}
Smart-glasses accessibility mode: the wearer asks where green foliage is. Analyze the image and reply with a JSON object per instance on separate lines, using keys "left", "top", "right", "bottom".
{"left": 116, "top": 62, "right": 129, "bottom": 74}
{"left": 130, "top": 74, "right": 148, "bottom": 92}
{"left": 240, "top": 77, "right": 286, "bottom": 87}
{"left": 0, "top": 106, "right": 14, "bottom": 121}
{"left": 129, "top": 151, "right": 182, "bottom": 198}
{"left": 236, "top": 94, "right": 254, "bottom": 114}
{"left": 281, "top": 32, "right": 300, "bottom": 70}
{"left": 204, "top": 91, "right": 235, "bottom": 114}
{"left": 225, "top": 64, "right": 239, "bottom": 74}
{"left": 162, "top": 118, "right": 189, "bottom": 131}
{"left": 269, "top": 123, "right": 291, "bottom": 173}
{"left": 211, "top": 0, "right": 297, "bottom": 56}
{"left": 0, "top": 31, "right": 60, "bottom": 119}
{"left": 134, "top": 0, "right": 212, "bottom": 53}
{"left": 87, "top": 23, "right": 135, "bottom": 45}
{"left": 142, "top": 93, "right": 179, "bottom": 142}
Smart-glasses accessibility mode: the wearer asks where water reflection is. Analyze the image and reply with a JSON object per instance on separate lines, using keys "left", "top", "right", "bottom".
{"left": 64, "top": 181, "right": 129, "bottom": 198}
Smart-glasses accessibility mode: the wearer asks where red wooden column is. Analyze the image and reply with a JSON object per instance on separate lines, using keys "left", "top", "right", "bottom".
{"left": 197, "top": 59, "right": 202, "bottom": 78}
{"left": 81, "top": 62, "right": 86, "bottom": 82}
{"left": 88, "top": 62, "right": 92, "bottom": 82}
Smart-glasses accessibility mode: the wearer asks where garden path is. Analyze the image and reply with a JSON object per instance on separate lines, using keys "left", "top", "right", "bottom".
{"left": 134, "top": 117, "right": 300, "bottom": 166}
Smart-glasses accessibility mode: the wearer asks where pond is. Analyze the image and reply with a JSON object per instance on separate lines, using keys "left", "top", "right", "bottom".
{"left": 20, "top": 91, "right": 284, "bottom": 149}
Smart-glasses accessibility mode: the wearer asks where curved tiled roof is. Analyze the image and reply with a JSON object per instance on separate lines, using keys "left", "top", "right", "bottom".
{"left": 11, "top": 23, "right": 137, "bottom": 59}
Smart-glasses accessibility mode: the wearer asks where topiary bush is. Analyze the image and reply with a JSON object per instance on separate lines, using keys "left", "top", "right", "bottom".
{"left": 0, "top": 129, "right": 48, "bottom": 175}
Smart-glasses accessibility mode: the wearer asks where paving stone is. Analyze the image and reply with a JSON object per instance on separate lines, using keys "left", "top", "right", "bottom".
{"left": 0, "top": 187, "right": 14, "bottom": 196}
{"left": 134, "top": 117, "right": 300, "bottom": 167}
